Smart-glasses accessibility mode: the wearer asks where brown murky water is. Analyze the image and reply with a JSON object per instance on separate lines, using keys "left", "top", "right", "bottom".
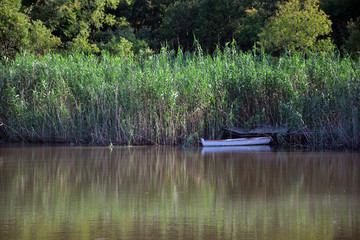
{"left": 0, "top": 146, "right": 359, "bottom": 240}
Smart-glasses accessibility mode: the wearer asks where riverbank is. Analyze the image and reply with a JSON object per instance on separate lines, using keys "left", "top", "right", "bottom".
{"left": 1, "top": 49, "right": 359, "bottom": 149}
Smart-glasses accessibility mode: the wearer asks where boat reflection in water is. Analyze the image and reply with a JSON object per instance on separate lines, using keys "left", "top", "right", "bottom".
{"left": 201, "top": 145, "right": 272, "bottom": 155}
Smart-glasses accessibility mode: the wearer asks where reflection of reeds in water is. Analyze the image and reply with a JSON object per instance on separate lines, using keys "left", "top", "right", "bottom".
{"left": 0, "top": 147, "right": 359, "bottom": 240}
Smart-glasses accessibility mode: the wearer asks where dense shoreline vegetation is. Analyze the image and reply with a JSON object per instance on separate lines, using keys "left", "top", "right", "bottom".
{"left": 1, "top": 0, "right": 360, "bottom": 149}
{"left": 1, "top": 48, "right": 359, "bottom": 149}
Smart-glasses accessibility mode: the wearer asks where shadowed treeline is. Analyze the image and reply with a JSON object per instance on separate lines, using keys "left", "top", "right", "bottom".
{"left": 0, "top": 146, "right": 359, "bottom": 239}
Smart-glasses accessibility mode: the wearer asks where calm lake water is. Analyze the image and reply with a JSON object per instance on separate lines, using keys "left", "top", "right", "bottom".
{"left": 0, "top": 146, "right": 359, "bottom": 240}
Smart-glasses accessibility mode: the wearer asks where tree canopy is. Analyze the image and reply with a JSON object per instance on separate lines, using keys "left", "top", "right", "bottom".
{"left": 0, "top": 0, "right": 60, "bottom": 59}
{"left": 258, "top": 0, "right": 332, "bottom": 53}
{"left": 0, "top": 0, "right": 359, "bottom": 58}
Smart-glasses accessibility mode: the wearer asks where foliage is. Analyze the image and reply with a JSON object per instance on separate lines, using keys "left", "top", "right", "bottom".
{"left": 234, "top": 8, "right": 267, "bottom": 51}
{"left": 21, "top": 0, "right": 155, "bottom": 55}
{"left": 92, "top": 18, "right": 151, "bottom": 55}
{"left": 160, "top": 1, "right": 198, "bottom": 50}
{"left": 67, "top": 29, "right": 99, "bottom": 54}
{"left": 194, "top": 0, "right": 244, "bottom": 51}
{"left": 258, "top": 0, "right": 332, "bottom": 53}
{"left": 2, "top": 0, "right": 358, "bottom": 55}
{"left": 320, "top": 0, "right": 360, "bottom": 50}
{"left": 112, "top": 0, "right": 175, "bottom": 51}
{"left": 344, "top": 17, "right": 360, "bottom": 55}
{"left": 0, "top": 0, "right": 30, "bottom": 59}
{"left": 28, "top": 20, "right": 61, "bottom": 55}
{"left": 0, "top": 0, "right": 61, "bottom": 59}
{"left": 98, "top": 37, "right": 134, "bottom": 57}
{"left": 24, "top": 0, "right": 120, "bottom": 51}
{"left": 126, "top": 0, "right": 175, "bottom": 31}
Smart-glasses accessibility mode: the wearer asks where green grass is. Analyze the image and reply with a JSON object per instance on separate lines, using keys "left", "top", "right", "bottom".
{"left": 0, "top": 48, "right": 359, "bottom": 148}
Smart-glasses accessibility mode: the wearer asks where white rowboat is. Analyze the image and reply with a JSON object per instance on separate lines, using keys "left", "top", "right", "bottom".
{"left": 201, "top": 136, "right": 271, "bottom": 147}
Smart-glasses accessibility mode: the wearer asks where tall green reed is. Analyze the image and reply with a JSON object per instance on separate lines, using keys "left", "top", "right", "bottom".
{"left": 0, "top": 48, "right": 359, "bottom": 148}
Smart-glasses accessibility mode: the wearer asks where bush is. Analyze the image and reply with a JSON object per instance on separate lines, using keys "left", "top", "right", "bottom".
{"left": 0, "top": 0, "right": 30, "bottom": 59}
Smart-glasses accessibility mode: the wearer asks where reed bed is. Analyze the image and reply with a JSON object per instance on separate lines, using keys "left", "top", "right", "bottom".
{"left": 0, "top": 48, "right": 359, "bottom": 148}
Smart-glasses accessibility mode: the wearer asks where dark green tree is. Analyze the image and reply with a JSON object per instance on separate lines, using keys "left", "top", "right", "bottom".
{"left": 320, "top": 0, "right": 360, "bottom": 49}
{"left": 125, "top": 0, "right": 175, "bottom": 30}
{"left": 234, "top": 8, "right": 267, "bottom": 51}
{"left": 194, "top": 0, "right": 245, "bottom": 51}
{"left": 344, "top": 17, "right": 360, "bottom": 55}
{"left": 112, "top": 0, "right": 176, "bottom": 51}
{"left": 160, "top": 1, "right": 198, "bottom": 51}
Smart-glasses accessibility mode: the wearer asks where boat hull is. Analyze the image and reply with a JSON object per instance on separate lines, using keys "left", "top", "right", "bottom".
{"left": 201, "top": 137, "right": 271, "bottom": 147}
